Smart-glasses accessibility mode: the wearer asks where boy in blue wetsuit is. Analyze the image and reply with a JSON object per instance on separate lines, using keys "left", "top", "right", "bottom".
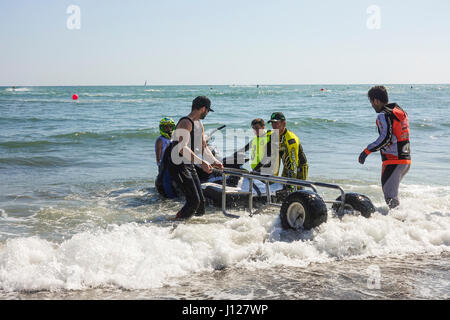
{"left": 155, "top": 117, "right": 178, "bottom": 198}
{"left": 155, "top": 117, "right": 175, "bottom": 167}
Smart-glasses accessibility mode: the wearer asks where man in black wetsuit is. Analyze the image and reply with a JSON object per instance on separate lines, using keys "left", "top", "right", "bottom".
{"left": 167, "top": 96, "right": 223, "bottom": 219}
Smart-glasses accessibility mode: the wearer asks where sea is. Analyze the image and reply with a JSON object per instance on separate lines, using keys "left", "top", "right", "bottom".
{"left": 0, "top": 84, "right": 449, "bottom": 300}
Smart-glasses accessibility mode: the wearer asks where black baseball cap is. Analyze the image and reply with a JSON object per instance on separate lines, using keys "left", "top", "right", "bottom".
{"left": 268, "top": 112, "right": 286, "bottom": 123}
{"left": 192, "top": 96, "right": 214, "bottom": 112}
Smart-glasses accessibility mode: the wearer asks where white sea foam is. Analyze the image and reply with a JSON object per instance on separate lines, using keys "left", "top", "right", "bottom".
{"left": 5, "top": 88, "right": 30, "bottom": 92}
{"left": 0, "top": 184, "right": 449, "bottom": 292}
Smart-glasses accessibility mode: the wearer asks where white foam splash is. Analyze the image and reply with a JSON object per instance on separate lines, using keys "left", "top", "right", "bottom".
{"left": 0, "top": 184, "right": 449, "bottom": 292}
{"left": 4, "top": 88, "right": 30, "bottom": 92}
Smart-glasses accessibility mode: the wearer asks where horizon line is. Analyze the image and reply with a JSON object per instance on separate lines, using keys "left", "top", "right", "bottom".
{"left": 1, "top": 82, "right": 449, "bottom": 87}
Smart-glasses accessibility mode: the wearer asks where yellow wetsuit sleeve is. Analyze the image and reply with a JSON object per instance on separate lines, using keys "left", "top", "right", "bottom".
{"left": 281, "top": 130, "right": 308, "bottom": 180}
{"left": 297, "top": 141, "right": 308, "bottom": 180}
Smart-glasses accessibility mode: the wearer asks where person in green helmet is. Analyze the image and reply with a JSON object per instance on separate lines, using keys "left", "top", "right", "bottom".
{"left": 155, "top": 117, "right": 175, "bottom": 167}
{"left": 155, "top": 117, "right": 178, "bottom": 199}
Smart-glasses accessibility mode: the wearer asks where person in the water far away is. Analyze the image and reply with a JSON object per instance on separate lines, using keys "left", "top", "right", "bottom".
{"left": 358, "top": 86, "right": 411, "bottom": 209}
{"left": 165, "top": 96, "right": 223, "bottom": 219}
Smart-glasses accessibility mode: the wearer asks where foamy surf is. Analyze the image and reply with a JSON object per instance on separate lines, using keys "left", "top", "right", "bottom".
{"left": 1, "top": 186, "right": 449, "bottom": 293}
{"left": 4, "top": 88, "right": 30, "bottom": 92}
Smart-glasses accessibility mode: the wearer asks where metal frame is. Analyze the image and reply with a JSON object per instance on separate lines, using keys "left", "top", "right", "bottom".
{"left": 220, "top": 168, "right": 346, "bottom": 219}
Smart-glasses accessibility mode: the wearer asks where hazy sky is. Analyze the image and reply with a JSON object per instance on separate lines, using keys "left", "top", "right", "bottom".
{"left": 1, "top": 0, "right": 450, "bottom": 86}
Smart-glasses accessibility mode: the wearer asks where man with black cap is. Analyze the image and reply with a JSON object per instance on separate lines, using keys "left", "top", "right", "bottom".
{"left": 163, "top": 96, "right": 223, "bottom": 219}
{"left": 268, "top": 112, "right": 308, "bottom": 182}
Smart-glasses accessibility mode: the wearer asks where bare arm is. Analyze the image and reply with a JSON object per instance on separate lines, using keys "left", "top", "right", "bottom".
{"left": 156, "top": 138, "right": 163, "bottom": 165}
{"left": 201, "top": 122, "right": 223, "bottom": 168}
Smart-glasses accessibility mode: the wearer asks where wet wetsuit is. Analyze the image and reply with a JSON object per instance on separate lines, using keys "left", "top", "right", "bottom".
{"left": 276, "top": 129, "right": 308, "bottom": 180}
{"left": 155, "top": 138, "right": 178, "bottom": 199}
{"left": 166, "top": 117, "right": 206, "bottom": 218}
{"left": 363, "top": 103, "right": 411, "bottom": 208}
{"left": 155, "top": 136, "right": 171, "bottom": 167}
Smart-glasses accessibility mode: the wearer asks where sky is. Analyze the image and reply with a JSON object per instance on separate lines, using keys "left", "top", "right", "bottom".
{"left": 1, "top": 0, "right": 450, "bottom": 86}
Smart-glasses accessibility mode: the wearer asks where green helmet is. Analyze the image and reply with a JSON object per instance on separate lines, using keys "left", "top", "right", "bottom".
{"left": 159, "top": 117, "right": 175, "bottom": 139}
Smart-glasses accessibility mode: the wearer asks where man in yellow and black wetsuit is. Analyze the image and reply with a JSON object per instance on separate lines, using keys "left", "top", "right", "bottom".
{"left": 268, "top": 112, "right": 308, "bottom": 181}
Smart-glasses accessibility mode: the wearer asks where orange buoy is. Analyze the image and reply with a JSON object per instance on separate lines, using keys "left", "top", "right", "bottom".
{"left": 72, "top": 94, "right": 78, "bottom": 100}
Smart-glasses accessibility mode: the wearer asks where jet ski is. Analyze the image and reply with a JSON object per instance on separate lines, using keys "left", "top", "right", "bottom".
{"left": 201, "top": 171, "right": 286, "bottom": 209}
{"left": 157, "top": 125, "right": 376, "bottom": 231}
{"left": 192, "top": 128, "right": 287, "bottom": 209}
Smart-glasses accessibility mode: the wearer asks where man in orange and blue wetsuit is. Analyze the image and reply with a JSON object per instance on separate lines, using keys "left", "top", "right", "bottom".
{"left": 358, "top": 86, "right": 411, "bottom": 209}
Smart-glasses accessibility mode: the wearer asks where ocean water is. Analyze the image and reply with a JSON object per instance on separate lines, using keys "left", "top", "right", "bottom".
{"left": 0, "top": 84, "right": 449, "bottom": 299}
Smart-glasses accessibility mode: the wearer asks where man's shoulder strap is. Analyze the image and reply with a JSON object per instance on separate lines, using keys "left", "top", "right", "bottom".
{"left": 177, "top": 116, "right": 194, "bottom": 129}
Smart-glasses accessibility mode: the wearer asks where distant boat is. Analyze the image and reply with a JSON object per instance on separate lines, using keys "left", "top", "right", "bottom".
{"left": 144, "top": 80, "right": 147, "bottom": 86}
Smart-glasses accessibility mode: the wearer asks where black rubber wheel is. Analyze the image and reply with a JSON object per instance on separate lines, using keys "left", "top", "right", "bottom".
{"left": 279, "top": 190, "right": 328, "bottom": 230}
{"left": 332, "top": 193, "right": 376, "bottom": 218}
